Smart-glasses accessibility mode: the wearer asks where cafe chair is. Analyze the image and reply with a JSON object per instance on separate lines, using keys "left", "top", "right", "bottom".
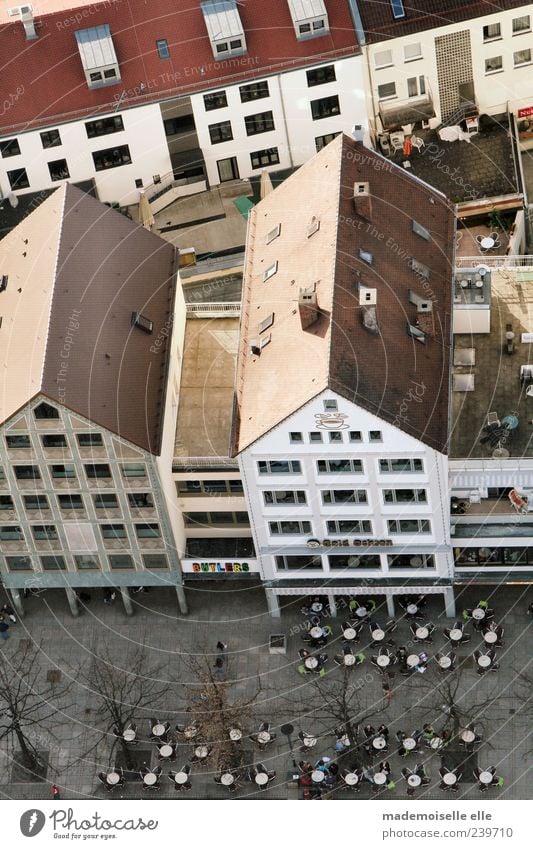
{"left": 97, "top": 772, "right": 113, "bottom": 790}
{"left": 298, "top": 648, "right": 309, "bottom": 660}
{"left": 489, "top": 232, "right": 498, "bottom": 241}
{"left": 298, "top": 731, "right": 317, "bottom": 752}
{"left": 176, "top": 719, "right": 198, "bottom": 736}
{"left": 475, "top": 235, "right": 485, "bottom": 244}
{"left": 410, "top": 135, "right": 424, "bottom": 152}
{"left": 297, "top": 664, "right": 310, "bottom": 676}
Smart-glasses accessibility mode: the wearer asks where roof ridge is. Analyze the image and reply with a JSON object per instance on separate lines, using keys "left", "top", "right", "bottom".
{"left": 38, "top": 184, "right": 68, "bottom": 395}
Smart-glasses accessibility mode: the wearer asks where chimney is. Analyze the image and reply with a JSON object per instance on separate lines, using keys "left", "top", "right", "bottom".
{"left": 298, "top": 284, "right": 319, "bottom": 330}
{"left": 353, "top": 181, "right": 372, "bottom": 221}
{"left": 21, "top": 6, "right": 37, "bottom": 39}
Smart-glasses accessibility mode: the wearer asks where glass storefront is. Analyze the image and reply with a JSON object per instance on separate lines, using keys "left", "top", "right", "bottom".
{"left": 455, "top": 546, "right": 532, "bottom": 566}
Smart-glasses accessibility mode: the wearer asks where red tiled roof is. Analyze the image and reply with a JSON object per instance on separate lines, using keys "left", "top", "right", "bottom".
{"left": 0, "top": 0, "right": 359, "bottom": 136}
{"left": 356, "top": 0, "right": 530, "bottom": 43}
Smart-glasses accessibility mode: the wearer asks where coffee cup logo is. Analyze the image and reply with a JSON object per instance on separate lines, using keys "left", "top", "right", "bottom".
{"left": 20, "top": 810, "right": 46, "bottom": 837}
{"left": 314, "top": 412, "right": 349, "bottom": 430}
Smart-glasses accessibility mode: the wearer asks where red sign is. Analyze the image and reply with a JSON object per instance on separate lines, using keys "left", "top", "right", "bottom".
{"left": 518, "top": 106, "right": 533, "bottom": 118}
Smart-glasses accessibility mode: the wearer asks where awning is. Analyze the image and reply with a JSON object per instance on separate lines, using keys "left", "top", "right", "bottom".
{"left": 450, "top": 471, "right": 533, "bottom": 489}
{"left": 379, "top": 98, "right": 435, "bottom": 130}
{"left": 75, "top": 25, "right": 117, "bottom": 70}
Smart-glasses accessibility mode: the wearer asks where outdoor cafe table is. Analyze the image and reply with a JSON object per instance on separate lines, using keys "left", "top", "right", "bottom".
{"left": 472, "top": 608, "right": 486, "bottom": 621}
{"left": 194, "top": 745, "right": 209, "bottom": 759}
{"left": 438, "top": 656, "right": 452, "bottom": 669}
{"left": 257, "top": 731, "right": 272, "bottom": 744}
{"left": 344, "top": 654, "right": 356, "bottom": 666}
{"left": 174, "top": 772, "right": 189, "bottom": 785}
{"left": 303, "top": 736, "right": 317, "bottom": 747}
{"left": 229, "top": 728, "right": 242, "bottom": 741}
{"left": 311, "top": 770, "right": 325, "bottom": 783}
{"left": 183, "top": 725, "right": 198, "bottom": 739}
{"left": 479, "top": 771, "right": 494, "bottom": 785}
{"left": 371, "top": 629, "right": 385, "bottom": 641}
{"left": 376, "top": 654, "right": 390, "bottom": 668}
{"left": 152, "top": 723, "right": 166, "bottom": 737}
{"left": 407, "top": 654, "right": 420, "bottom": 668}
{"left": 415, "top": 626, "right": 429, "bottom": 640}
{"left": 310, "top": 627, "right": 324, "bottom": 639}
{"left": 481, "top": 237, "right": 495, "bottom": 250}
{"left": 429, "top": 737, "right": 443, "bottom": 750}
{"left": 443, "top": 773, "right": 457, "bottom": 786}
{"left": 355, "top": 607, "right": 368, "bottom": 618}
{"left": 106, "top": 772, "right": 120, "bottom": 786}
{"left": 373, "top": 772, "right": 387, "bottom": 786}
{"left": 343, "top": 627, "right": 356, "bottom": 640}
{"left": 311, "top": 602, "right": 323, "bottom": 614}
{"left": 304, "top": 656, "right": 319, "bottom": 670}
{"left": 449, "top": 628, "right": 463, "bottom": 641}
{"left": 255, "top": 772, "right": 269, "bottom": 786}
{"left": 221, "top": 773, "right": 235, "bottom": 786}
{"left": 123, "top": 730, "right": 136, "bottom": 742}
{"left": 372, "top": 736, "right": 387, "bottom": 751}
{"left": 408, "top": 774, "right": 422, "bottom": 788}
{"left": 461, "top": 730, "right": 476, "bottom": 744}
{"left": 483, "top": 631, "right": 497, "bottom": 644}
{"left": 403, "top": 737, "right": 416, "bottom": 751}
{"left": 477, "top": 655, "right": 491, "bottom": 668}
{"left": 407, "top": 604, "right": 419, "bottom": 615}
{"left": 344, "top": 772, "right": 359, "bottom": 786}
{"left": 159, "top": 744, "right": 173, "bottom": 758}
{"left": 143, "top": 773, "right": 158, "bottom": 786}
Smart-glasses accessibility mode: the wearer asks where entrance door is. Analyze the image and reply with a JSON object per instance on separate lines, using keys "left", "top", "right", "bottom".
{"left": 217, "top": 156, "right": 239, "bottom": 182}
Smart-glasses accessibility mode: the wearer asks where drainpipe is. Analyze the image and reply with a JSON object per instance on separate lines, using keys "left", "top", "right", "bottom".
{"left": 277, "top": 74, "right": 294, "bottom": 168}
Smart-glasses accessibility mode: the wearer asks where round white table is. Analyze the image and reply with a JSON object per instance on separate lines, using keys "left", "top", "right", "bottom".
{"left": 303, "top": 736, "right": 317, "bottom": 747}
{"left": 184, "top": 726, "right": 198, "bottom": 739}
{"left": 449, "top": 628, "right": 463, "bottom": 641}
{"left": 373, "top": 772, "right": 387, "bottom": 786}
{"left": 430, "top": 737, "right": 443, "bottom": 750}
{"left": 372, "top": 736, "right": 387, "bottom": 750}
{"left": 194, "top": 745, "right": 209, "bottom": 759}
{"left": 344, "top": 772, "right": 359, "bottom": 786}
{"left": 407, "top": 654, "right": 420, "bottom": 668}
{"left": 483, "top": 630, "right": 497, "bottom": 644}
{"left": 438, "top": 656, "right": 452, "bottom": 669}
{"left": 343, "top": 627, "right": 356, "bottom": 640}
{"left": 152, "top": 723, "right": 166, "bottom": 737}
{"left": 311, "top": 770, "right": 325, "bottom": 783}
{"left": 403, "top": 737, "right": 416, "bottom": 751}
{"left": 123, "top": 730, "right": 136, "bottom": 742}
{"left": 159, "top": 744, "right": 173, "bottom": 758}
{"left": 461, "top": 729, "right": 476, "bottom": 743}
{"left": 257, "top": 731, "right": 271, "bottom": 743}
{"left": 106, "top": 772, "right": 120, "bottom": 785}
{"left": 255, "top": 772, "right": 269, "bottom": 786}
{"left": 477, "top": 655, "right": 491, "bottom": 668}
{"left": 174, "top": 771, "right": 188, "bottom": 785}
{"left": 415, "top": 626, "right": 429, "bottom": 640}
{"left": 472, "top": 608, "right": 486, "bottom": 621}
{"left": 310, "top": 626, "right": 324, "bottom": 639}
{"left": 479, "top": 771, "right": 494, "bottom": 785}
{"left": 221, "top": 773, "right": 235, "bottom": 786}
{"left": 304, "top": 656, "right": 319, "bottom": 670}
{"left": 377, "top": 655, "right": 390, "bottom": 668}
{"left": 481, "top": 237, "right": 495, "bottom": 250}
{"left": 407, "top": 604, "right": 418, "bottom": 615}
{"left": 229, "top": 728, "right": 242, "bottom": 741}
{"left": 443, "top": 772, "right": 457, "bottom": 786}
{"left": 408, "top": 774, "right": 422, "bottom": 788}
{"left": 311, "top": 603, "right": 323, "bottom": 614}
{"left": 143, "top": 773, "right": 157, "bottom": 786}
{"left": 339, "top": 735, "right": 350, "bottom": 747}
{"left": 344, "top": 654, "right": 356, "bottom": 666}
{"left": 372, "top": 629, "right": 385, "bottom": 641}
{"left": 355, "top": 607, "right": 368, "bottom": 618}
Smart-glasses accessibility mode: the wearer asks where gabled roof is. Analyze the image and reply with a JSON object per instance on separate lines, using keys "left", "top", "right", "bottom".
{"left": 233, "top": 134, "right": 455, "bottom": 455}
{"left": 0, "top": 0, "right": 359, "bottom": 136}
{"left": 0, "top": 183, "right": 177, "bottom": 453}
{"left": 355, "top": 0, "right": 530, "bottom": 43}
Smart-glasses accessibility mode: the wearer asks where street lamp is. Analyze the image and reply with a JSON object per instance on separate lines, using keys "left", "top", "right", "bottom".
{"left": 280, "top": 723, "right": 297, "bottom": 768}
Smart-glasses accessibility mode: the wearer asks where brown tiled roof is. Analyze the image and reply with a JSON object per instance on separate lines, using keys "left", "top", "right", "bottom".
{"left": 1, "top": 183, "right": 177, "bottom": 453}
{"left": 233, "top": 134, "right": 455, "bottom": 455}
{"left": 356, "top": 0, "right": 529, "bottom": 43}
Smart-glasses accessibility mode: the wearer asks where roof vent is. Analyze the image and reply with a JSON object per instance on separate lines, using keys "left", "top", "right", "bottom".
{"left": 353, "top": 183, "right": 372, "bottom": 221}
{"left": 298, "top": 283, "right": 319, "bottom": 330}
{"left": 359, "top": 285, "right": 377, "bottom": 306}
{"left": 131, "top": 312, "right": 153, "bottom": 333}
{"left": 20, "top": 6, "right": 37, "bottom": 39}
{"left": 407, "top": 322, "right": 426, "bottom": 343}
{"left": 250, "top": 341, "right": 261, "bottom": 356}
{"left": 408, "top": 289, "right": 433, "bottom": 313}
{"left": 0, "top": 276, "right": 8, "bottom": 293}
{"left": 354, "top": 182, "right": 369, "bottom": 197}
{"left": 307, "top": 217, "right": 320, "bottom": 238}
{"left": 362, "top": 305, "right": 379, "bottom": 335}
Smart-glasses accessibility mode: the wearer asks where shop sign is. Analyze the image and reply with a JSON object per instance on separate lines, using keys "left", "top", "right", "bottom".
{"left": 518, "top": 106, "right": 533, "bottom": 118}
{"left": 183, "top": 560, "right": 258, "bottom": 573}
{"left": 307, "top": 538, "right": 392, "bottom": 548}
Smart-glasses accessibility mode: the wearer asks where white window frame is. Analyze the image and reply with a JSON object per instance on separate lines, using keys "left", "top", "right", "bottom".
{"left": 263, "top": 261, "right": 278, "bottom": 281}
{"left": 388, "top": 519, "right": 431, "bottom": 534}
{"left": 513, "top": 48, "right": 532, "bottom": 67}
{"left": 374, "top": 49, "right": 393, "bottom": 69}
{"left": 404, "top": 42, "right": 422, "bottom": 62}
{"left": 512, "top": 15, "right": 530, "bottom": 34}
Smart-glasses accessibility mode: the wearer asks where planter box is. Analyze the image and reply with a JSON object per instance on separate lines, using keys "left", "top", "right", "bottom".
{"left": 269, "top": 634, "right": 287, "bottom": 655}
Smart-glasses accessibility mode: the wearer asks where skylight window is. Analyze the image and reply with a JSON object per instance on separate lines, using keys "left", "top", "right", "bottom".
{"left": 358, "top": 248, "right": 373, "bottom": 265}
{"left": 390, "top": 0, "right": 405, "bottom": 19}
{"left": 131, "top": 312, "right": 153, "bottom": 333}
{"left": 412, "top": 220, "right": 430, "bottom": 241}
{"left": 407, "top": 322, "right": 426, "bottom": 343}
{"left": 263, "top": 261, "right": 278, "bottom": 281}
{"left": 266, "top": 224, "right": 281, "bottom": 244}
{"left": 307, "top": 217, "right": 320, "bottom": 237}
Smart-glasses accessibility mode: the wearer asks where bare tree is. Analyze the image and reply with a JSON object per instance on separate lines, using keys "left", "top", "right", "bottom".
{"left": 0, "top": 640, "right": 73, "bottom": 772}
{"left": 84, "top": 640, "right": 169, "bottom": 769}
{"left": 413, "top": 667, "right": 501, "bottom": 739}
{"left": 512, "top": 664, "right": 533, "bottom": 753}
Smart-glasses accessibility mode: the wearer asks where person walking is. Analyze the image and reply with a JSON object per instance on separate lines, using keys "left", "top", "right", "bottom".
{"left": 216, "top": 641, "right": 228, "bottom": 664}
{"left": 1, "top": 604, "right": 17, "bottom": 624}
{"left": 50, "top": 784, "right": 61, "bottom": 800}
{"left": 0, "top": 616, "right": 10, "bottom": 641}
{"left": 213, "top": 657, "right": 225, "bottom": 680}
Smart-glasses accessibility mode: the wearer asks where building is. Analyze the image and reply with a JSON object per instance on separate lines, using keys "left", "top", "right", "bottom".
{"left": 231, "top": 133, "right": 457, "bottom": 617}
{"left": 352, "top": 0, "right": 533, "bottom": 137}
{"left": 0, "top": 0, "right": 366, "bottom": 208}
{"left": 0, "top": 183, "right": 188, "bottom": 616}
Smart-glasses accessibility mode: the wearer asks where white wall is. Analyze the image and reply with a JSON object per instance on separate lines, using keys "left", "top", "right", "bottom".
{"left": 0, "top": 103, "right": 172, "bottom": 206}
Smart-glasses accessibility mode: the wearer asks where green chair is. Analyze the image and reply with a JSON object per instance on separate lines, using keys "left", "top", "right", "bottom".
{"left": 496, "top": 776, "right": 504, "bottom": 787}
{"left": 478, "top": 600, "right": 489, "bottom": 609}
{"left": 323, "top": 625, "right": 333, "bottom": 636}
{"left": 319, "top": 668, "right": 326, "bottom": 677}
{"left": 297, "top": 665, "right": 308, "bottom": 676}
{"left": 355, "top": 652, "right": 366, "bottom": 665}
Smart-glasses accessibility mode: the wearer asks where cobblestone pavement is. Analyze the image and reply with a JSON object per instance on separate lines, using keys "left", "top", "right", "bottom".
{"left": 0, "top": 582, "right": 530, "bottom": 801}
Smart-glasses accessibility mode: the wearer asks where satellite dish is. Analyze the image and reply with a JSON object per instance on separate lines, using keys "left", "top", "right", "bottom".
{"left": 8, "top": 193, "right": 18, "bottom": 208}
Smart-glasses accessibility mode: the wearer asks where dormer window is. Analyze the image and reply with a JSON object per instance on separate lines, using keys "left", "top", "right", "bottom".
{"left": 75, "top": 25, "right": 121, "bottom": 90}
{"left": 288, "top": 0, "right": 329, "bottom": 40}
{"left": 390, "top": 0, "right": 406, "bottom": 19}
{"left": 131, "top": 312, "right": 153, "bottom": 333}
{"left": 201, "top": 1, "right": 247, "bottom": 60}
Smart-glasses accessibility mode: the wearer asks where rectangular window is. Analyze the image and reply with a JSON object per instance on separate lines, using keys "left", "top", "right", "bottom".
{"left": 404, "top": 42, "right": 422, "bottom": 61}
{"left": 391, "top": 0, "right": 405, "bottom": 19}
{"left": 369, "top": 430, "right": 382, "bottom": 442}
{"left": 514, "top": 48, "right": 531, "bottom": 66}
{"left": 85, "top": 116, "right": 124, "bottom": 138}
{"left": 290, "top": 432, "right": 303, "bottom": 443}
{"left": 239, "top": 81, "right": 269, "bottom": 102}
{"left": 50, "top": 464, "right": 76, "bottom": 479}
{"left": 32, "top": 525, "right": 58, "bottom": 540}
{"left": 326, "top": 520, "right": 372, "bottom": 534}
{"left": 244, "top": 111, "right": 274, "bottom": 136}
{"left": 329, "top": 554, "right": 381, "bottom": 570}
{"left": 204, "top": 90, "right": 228, "bottom": 110}
{"left": 251, "top": 147, "right": 280, "bottom": 169}
{"left": 378, "top": 82, "right": 396, "bottom": 100}
{"left": 41, "top": 555, "right": 66, "bottom": 570}
{"left": 92, "top": 145, "right": 131, "bottom": 172}
{"left": 57, "top": 494, "right": 84, "bottom": 510}
{"left": 309, "top": 432, "right": 323, "bottom": 443}
{"left": 266, "top": 224, "right": 281, "bottom": 244}
{"left": 75, "top": 555, "right": 100, "bottom": 569}
{"left": 6, "top": 434, "right": 31, "bottom": 448}
{"left": 209, "top": 121, "right": 233, "bottom": 144}
{"left": 315, "top": 132, "right": 340, "bottom": 152}
{"left": 388, "top": 519, "right": 431, "bottom": 534}
{"left": 317, "top": 459, "right": 363, "bottom": 474}
{"left": 269, "top": 520, "right": 312, "bottom": 535}
{"left": 275, "top": 555, "right": 322, "bottom": 570}
{"left": 407, "top": 76, "right": 425, "bottom": 97}
{"left": 6, "top": 555, "right": 33, "bottom": 571}
{"left": 7, "top": 168, "right": 29, "bottom": 189}
{"left": 412, "top": 220, "right": 430, "bottom": 240}
{"left": 358, "top": 248, "right": 373, "bottom": 264}
{"left": 349, "top": 431, "right": 362, "bottom": 442}
{"left": 1, "top": 138, "right": 21, "bottom": 158}
{"left": 322, "top": 490, "right": 367, "bottom": 504}
{"left": 388, "top": 554, "right": 434, "bottom": 569}
{"left": 163, "top": 114, "right": 196, "bottom": 137}
{"left": 41, "top": 129, "right": 62, "bottom": 149}
{"left": 483, "top": 22, "right": 501, "bottom": 41}
{"left": 374, "top": 49, "right": 393, "bottom": 68}
{"left": 156, "top": 38, "right": 170, "bottom": 59}
{"left": 409, "top": 257, "right": 430, "bottom": 278}
{"left": 306, "top": 65, "right": 336, "bottom": 87}
{"left": 135, "top": 523, "right": 161, "bottom": 538}
{"left": 263, "top": 490, "right": 306, "bottom": 505}
{"left": 94, "top": 494, "right": 119, "bottom": 509}
{"left": 263, "top": 260, "right": 278, "bottom": 281}
{"left": 77, "top": 433, "right": 103, "bottom": 447}
{"left": 485, "top": 56, "right": 503, "bottom": 73}
{"left": 0, "top": 495, "right": 14, "bottom": 510}
{"left": 383, "top": 488, "right": 427, "bottom": 503}
{"left": 109, "top": 554, "right": 133, "bottom": 569}
{"left": 143, "top": 553, "right": 168, "bottom": 569}
{"left": 128, "top": 492, "right": 154, "bottom": 508}
{"left": 48, "top": 159, "right": 70, "bottom": 181}
{"left": 513, "top": 15, "right": 530, "bottom": 33}
{"left": 0, "top": 526, "right": 24, "bottom": 540}
{"left": 23, "top": 495, "right": 48, "bottom": 510}
{"left": 101, "top": 523, "right": 126, "bottom": 539}
{"left": 324, "top": 400, "right": 337, "bottom": 410}
{"left": 121, "top": 463, "right": 146, "bottom": 478}
{"left": 85, "top": 464, "right": 112, "bottom": 479}
{"left": 217, "top": 156, "right": 239, "bottom": 182}
{"left": 258, "top": 460, "right": 302, "bottom": 474}
{"left": 229, "top": 480, "right": 244, "bottom": 493}
{"left": 379, "top": 458, "right": 423, "bottom": 473}
{"left": 311, "top": 95, "right": 340, "bottom": 120}
{"left": 329, "top": 432, "right": 343, "bottom": 443}
{"left": 14, "top": 465, "right": 40, "bottom": 480}
{"left": 42, "top": 434, "right": 67, "bottom": 448}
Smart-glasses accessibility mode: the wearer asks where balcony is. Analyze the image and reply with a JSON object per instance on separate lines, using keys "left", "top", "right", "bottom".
{"left": 379, "top": 91, "right": 435, "bottom": 131}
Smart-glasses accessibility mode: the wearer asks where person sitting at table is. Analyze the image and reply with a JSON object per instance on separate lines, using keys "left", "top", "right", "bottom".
{"left": 436, "top": 651, "right": 457, "bottom": 672}
{"left": 299, "top": 648, "right": 310, "bottom": 661}
{"left": 334, "top": 648, "right": 352, "bottom": 666}
{"left": 250, "top": 721, "right": 276, "bottom": 749}
{"left": 298, "top": 730, "right": 317, "bottom": 752}
{"left": 377, "top": 760, "right": 391, "bottom": 777}
{"left": 422, "top": 723, "right": 435, "bottom": 740}
{"left": 377, "top": 724, "right": 389, "bottom": 741}
{"left": 483, "top": 622, "right": 504, "bottom": 646}
{"left": 415, "top": 651, "right": 429, "bottom": 674}
{"left": 149, "top": 719, "right": 169, "bottom": 740}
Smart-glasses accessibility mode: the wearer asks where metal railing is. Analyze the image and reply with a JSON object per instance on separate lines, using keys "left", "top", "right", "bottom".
{"left": 173, "top": 456, "right": 238, "bottom": 470}
{"left": 455, "top": 255, "right": 533, "bottom": 269}
{"left": 145, "top": 171, "right": 206, "bottom": 203}
{"left": 186, "top": 302, "right": 241, "bottom": 316}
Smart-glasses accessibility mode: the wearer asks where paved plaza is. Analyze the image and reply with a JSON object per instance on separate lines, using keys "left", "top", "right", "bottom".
{"left": 0, "top": 582, "right": 530, "bottom": 801}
